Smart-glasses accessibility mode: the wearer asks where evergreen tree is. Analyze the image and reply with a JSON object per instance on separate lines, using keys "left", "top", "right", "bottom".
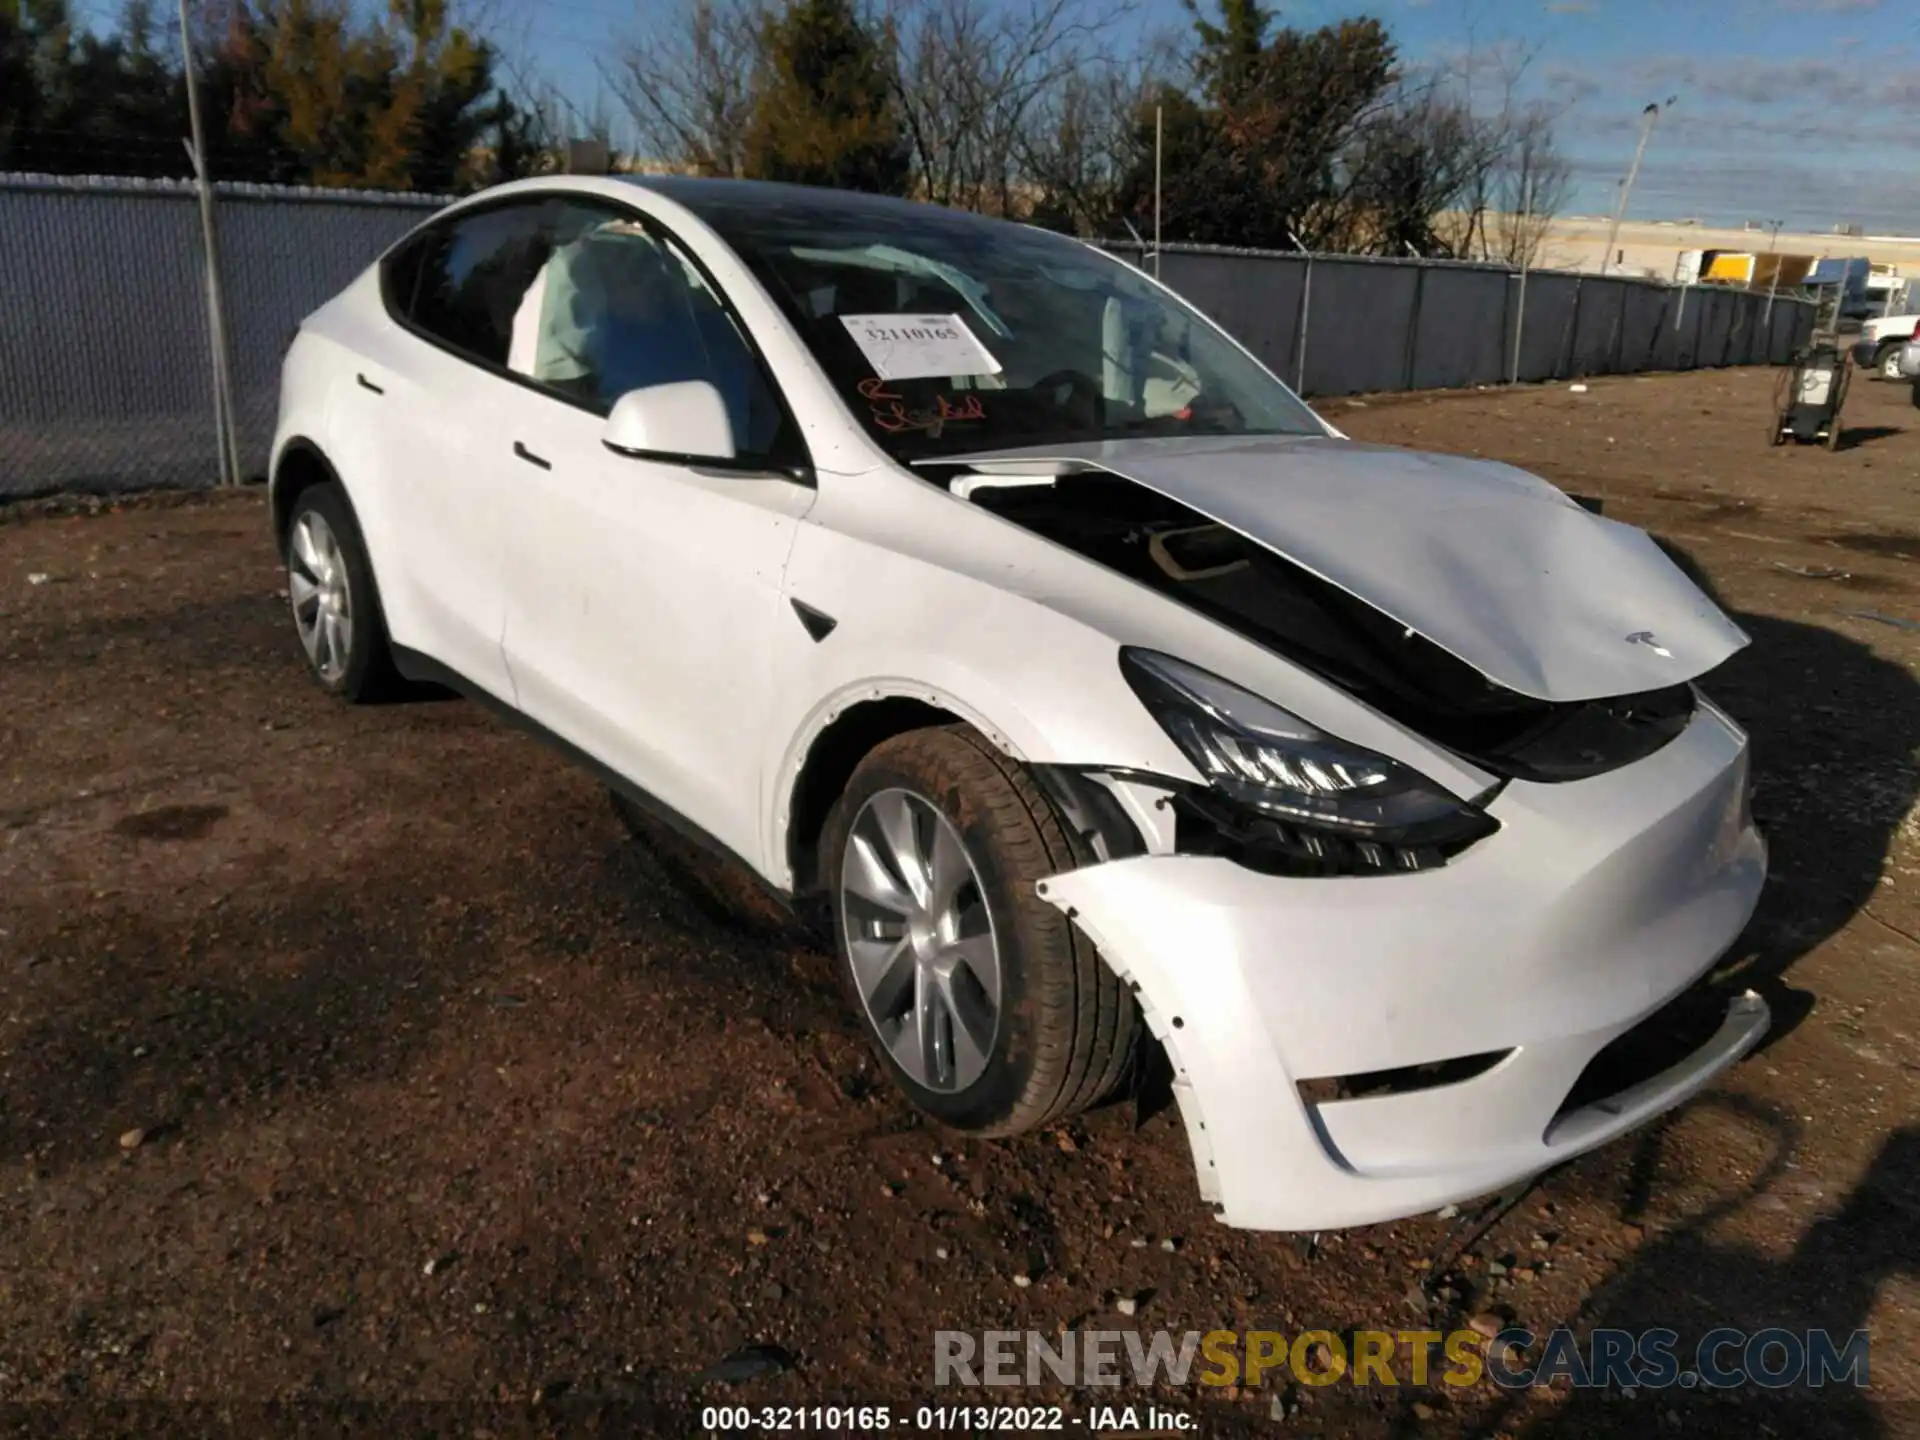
{"left": 1118, "top": 5, "right": 1395, "bottom": 250}
{"left": 1187, "top": 0, "right": 1272, "bottom": 107}
{"left": 743, "top": 0, "right": 911, "bottom": 195}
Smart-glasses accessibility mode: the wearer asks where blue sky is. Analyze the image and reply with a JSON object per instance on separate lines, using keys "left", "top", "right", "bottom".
{"left": 90, "top": 0, "right": 1920, "bottom": 232}
{"left": 532, "top": 0, "right": 1920, "bottom": 233}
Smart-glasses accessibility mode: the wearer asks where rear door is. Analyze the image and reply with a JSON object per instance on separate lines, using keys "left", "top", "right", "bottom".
{"left": 364, "top": 200, "right": 558, "bottom": 701}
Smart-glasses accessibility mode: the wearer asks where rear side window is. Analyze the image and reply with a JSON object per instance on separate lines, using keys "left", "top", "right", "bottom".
{"left": 381, "top": 233, "right": 431, "bottom": 317}
{"left": 394, "top": 204, "right": 551, "bottom": 365}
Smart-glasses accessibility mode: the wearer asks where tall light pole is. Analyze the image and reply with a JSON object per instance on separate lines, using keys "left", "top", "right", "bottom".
{"left": 1599, "top": 97, "right": 1675, "bottom": 276}
{"left": 1152, "top": 104, "right": 1163, "bottom": 282}
{"left": 1763, "top": 218, "right": 1784, "bottom": 329}
{"left": 178, "top": 0, "right": 241, "bottom": 486}
{"left": 1511, "top": 170, "right": 1535, "bottom": 385}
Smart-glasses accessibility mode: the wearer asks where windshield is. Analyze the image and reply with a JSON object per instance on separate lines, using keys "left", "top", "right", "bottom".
{"left": 660, "top": 183, "right": 1327, "bottom": 461}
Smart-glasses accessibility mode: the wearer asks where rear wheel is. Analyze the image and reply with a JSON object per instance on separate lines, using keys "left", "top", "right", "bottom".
{"left": 283, "top": 484, "right": 396, "bottom": 702}
{"left": 822, "top": 725, "right": 1137, "bottom": 1136}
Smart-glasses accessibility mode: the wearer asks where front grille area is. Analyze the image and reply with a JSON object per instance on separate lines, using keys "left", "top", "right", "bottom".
{"left": 1553, "top": 973, "right": 1735, "bottom": 1123}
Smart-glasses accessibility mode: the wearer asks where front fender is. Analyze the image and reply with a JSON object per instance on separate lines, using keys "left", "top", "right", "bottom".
{"left": 757, "top": 527, "right": 1206, "bottom": 887}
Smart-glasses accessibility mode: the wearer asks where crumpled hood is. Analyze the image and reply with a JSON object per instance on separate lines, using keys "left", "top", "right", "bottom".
{"left": 942, "top": 434, "right": 1749, "bottom": 703}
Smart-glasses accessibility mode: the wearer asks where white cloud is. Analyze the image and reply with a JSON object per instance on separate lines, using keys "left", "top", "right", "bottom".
{"left": 1544, "top": 64, "right": 1602, "bottom": 104}
{"left": 1570, "top": 154, "right": 1920, "bottom": 229}
{"left": 1620, "top": 55, "right": 1888, "bottom": 109}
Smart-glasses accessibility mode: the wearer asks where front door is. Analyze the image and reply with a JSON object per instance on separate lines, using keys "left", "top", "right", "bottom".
{"left": 490, "top": 203, "right": 817, "bottom": 868}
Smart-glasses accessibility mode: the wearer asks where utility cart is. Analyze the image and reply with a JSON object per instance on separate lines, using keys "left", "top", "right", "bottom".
{"left": 1771, "top": 285, "right": 1852, "bottom": 449}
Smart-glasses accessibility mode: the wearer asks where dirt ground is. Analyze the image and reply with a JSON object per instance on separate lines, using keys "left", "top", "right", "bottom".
{"left": 1, "top": 367, "right": 1915, "bottom": 1439}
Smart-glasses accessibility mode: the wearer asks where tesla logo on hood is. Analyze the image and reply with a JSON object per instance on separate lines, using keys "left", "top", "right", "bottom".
{"left": 1625, "top": 630, "right": 1675, "bottom": 658}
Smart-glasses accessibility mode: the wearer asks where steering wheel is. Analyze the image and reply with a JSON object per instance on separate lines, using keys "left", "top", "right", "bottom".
{"left": 1178, "top": 389, "right": 1246, "bottom": 432}
{"left": 1032, "top": 368, "right": 1104, "bottom": 424}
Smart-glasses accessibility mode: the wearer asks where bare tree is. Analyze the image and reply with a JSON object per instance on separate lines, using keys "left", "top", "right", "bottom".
{"left": 882, "top": 0, "right": 1121, "bottom": 213}
{"left": 1416, "top": 35, "right": 1574, "bottom": 266}
{"left": 1321, "top": 71, "right": 1497, "bottom": 255}
{"left": 1486, "top": 103, "right": 1570, "bottom": 267}
{"left": 1014, "top": 39, "right": 1174, "bottom": 234}
{"left": 608, "top": 0, "right": 764, "bottom": 174}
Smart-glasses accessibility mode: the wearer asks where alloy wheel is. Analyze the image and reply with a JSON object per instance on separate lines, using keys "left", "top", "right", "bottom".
{"left": 287, "top": 510, "right": 352, "bottom": 685}
{"left": 839, "top": 788, "right": 1002, "bottom": 1093}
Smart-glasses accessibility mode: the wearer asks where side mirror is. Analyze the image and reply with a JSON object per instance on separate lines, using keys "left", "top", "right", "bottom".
{"left": 602, "top": 380, "right": 736, "bottom": 462}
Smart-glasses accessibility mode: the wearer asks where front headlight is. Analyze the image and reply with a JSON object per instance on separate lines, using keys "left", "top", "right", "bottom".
{"left": 1120, "top": 649, "right": 1498, "bottom": 854}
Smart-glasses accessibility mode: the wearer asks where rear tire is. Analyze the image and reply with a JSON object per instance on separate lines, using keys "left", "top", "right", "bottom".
{"left": 822, "top": 724, "right": 1138, "bottom": 1136}
{"left": 283, "top": 483, "right": 397, "bottom": 703}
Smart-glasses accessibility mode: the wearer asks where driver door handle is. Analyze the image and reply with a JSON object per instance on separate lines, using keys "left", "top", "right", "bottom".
{"left": 513, "top": 440, "right": 552, "bottom": 471}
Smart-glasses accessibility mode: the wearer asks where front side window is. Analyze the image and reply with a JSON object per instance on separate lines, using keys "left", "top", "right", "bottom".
{"left": 504, "top": 207, "right": 784, "bottom": 454}
{"left": 675, "top": 194, "right": 1328, "bottom": 461}
{"left": 385, "top": 198, "right": 791, "bottom": 461}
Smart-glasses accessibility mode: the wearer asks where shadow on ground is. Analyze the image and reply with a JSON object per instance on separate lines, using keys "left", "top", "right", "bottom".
{"left": 1503, "top": 1122, "right": 1917, "bottom": 1438}
{"left": 1622, "top": 546, "right": 1920, "bottom": 1067}
{"left": 0, "top": 866, "right": 509, "bottom": 1175}
{"left": 1471, "top": 539, "right": 1920, "bottom": 1437}
{"left": 1835, "top": 425, "right": 1905, "bottom": 452}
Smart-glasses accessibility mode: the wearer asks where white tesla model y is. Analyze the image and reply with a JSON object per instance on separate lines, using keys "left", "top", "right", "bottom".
{"left": 271, "top": 176, "right": 1769, "bottom": 1230}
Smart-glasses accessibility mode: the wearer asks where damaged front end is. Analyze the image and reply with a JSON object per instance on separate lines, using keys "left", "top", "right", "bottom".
{"left": 928, "top": 438, "right": 1751, "bottom": 879}
{"left": 1115, "top": 647, "right": 1501, "bottom": 877}
{"left": 927, "top": 438, "right": 1741, "bottom": 790}
{"left": 926, "top": 439, "right": 1767, "bottom": 1231}
{"left": 955, "top": 468, "right": 1709, "bottom": 782}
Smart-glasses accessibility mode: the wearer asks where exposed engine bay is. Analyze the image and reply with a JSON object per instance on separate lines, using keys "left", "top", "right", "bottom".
{"left": 946, "top": 470, "right": 1697, "bottom": 785}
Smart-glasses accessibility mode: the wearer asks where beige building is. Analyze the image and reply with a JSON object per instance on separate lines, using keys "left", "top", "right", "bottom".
{"left": 1535, "top": 215, "right": 1920, "bottom": 281}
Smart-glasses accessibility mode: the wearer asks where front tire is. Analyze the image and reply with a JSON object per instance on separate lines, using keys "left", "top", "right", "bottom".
{"left": 822, "top": 725, "right": 1137, "bottom": 1136}
{"left": 283, "top": 483, "right": 396, "bottom": 702}
{"left": 1876, "top": 343, "right": 1903, "bottom": 381}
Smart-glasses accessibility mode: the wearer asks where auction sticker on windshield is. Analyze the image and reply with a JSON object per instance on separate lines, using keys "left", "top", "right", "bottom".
{"left": 841, "top": 313, "right": 1003, "bottom": 381}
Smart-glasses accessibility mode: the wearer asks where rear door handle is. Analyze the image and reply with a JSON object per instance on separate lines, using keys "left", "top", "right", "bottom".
{"left": 513, "top": 440, "right": 552, "bottom": 471}
{"left": 356, "top": 372, "right": 384, "bottom": 395}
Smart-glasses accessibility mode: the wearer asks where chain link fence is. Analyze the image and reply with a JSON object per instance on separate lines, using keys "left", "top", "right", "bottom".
{"left": 0, "top": 173, "right": 1816, "bottom": 499}
{"left": 1104, "top": 241, "right": 1814, "bottom": 396}
{"left": 1, "top": 174, "right": 444, "bottom": 498}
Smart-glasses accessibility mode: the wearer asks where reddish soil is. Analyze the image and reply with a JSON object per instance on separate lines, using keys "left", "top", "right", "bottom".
{"left": 1, "top": 367, "right": 1915, "bottom": 1438}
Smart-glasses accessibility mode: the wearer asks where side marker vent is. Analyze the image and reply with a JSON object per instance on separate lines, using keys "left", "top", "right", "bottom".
{"left": 790, "top": 599, "right": 838, "bottom": 643}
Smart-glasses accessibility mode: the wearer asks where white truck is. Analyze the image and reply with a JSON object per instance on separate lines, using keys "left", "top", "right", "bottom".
{"left": 1852, "top": 304, "right": 1918, "bottom": 380}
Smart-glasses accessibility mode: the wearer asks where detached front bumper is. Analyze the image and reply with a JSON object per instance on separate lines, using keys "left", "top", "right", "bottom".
{"left": 1038, "top": 701, "right": 1768, "bottom": 1232}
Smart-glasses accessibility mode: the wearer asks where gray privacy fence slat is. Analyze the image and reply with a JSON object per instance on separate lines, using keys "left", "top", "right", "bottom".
{"left": 1410, "top": 267, "right": 1507, "bottom": 390}
{"left": 0, "top": 176, "right": 1817, "bottom": 497}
